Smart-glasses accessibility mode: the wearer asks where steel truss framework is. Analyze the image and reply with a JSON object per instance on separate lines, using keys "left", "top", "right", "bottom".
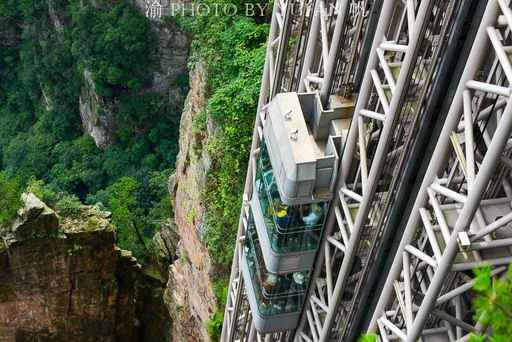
{"left": 220, "top": 0, "right": 310, "bottom": 340}
{"left": 265, "top": 0, "right": 377, "bottom": 100}
{"left": 221, "top": 0, "right": 377, "bottom": 341}
{"left": 295, "top": 0, "right": 465, "bottom": 341}
{"left": 221, "top": 0, "right": 512, "bottom": 342}
{"left": 298, "top": 0, "right": 375, "bottom": 102}
{"left": 369, "top": 1, "right": 512, "bottom": 341}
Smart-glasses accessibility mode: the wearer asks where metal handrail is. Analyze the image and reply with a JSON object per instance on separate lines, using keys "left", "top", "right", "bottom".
{"left": 257, "top": 157, "right": 326, "bottom": 235}
{"left": 245, "top": 220, "right": 309, "bottom": 302}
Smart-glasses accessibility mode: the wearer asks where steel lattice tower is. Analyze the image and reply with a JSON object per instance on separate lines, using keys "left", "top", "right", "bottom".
{"left": 220, "top": 1, "right": 512, "bottom": 341}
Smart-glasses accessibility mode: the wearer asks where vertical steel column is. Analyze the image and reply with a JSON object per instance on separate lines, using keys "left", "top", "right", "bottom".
{"left": 257, "top": 1, "right": 280, "bottom": 111}
{"left": 271, "top": 0, "right": 295, "bottom": 96}
{"left": 318, "top": 0, "right": 350, "bottom": 104}
{"left": 337, "top": 0, "right": 394, "bottom": 183}
{"left": 368, "top": 0, "right": 500, "bottom": 333}
{"left": 295, "top": 0, "right": 445, "bottom": 340}
{"left": 293, "top": 0, "right": 395, "bottom": 335}
{"left": 221, "top": 0, "right": 291, "bottom": 340}
{"left": 320, "top": 1, "right": 433, "bottom": 339}
{"left": 369, "top": 1, "right": 512, "bottom": 340}
{"left": 298, "top": 0, "right": 374, "bottom": 98}
{"left": 298, "top": 0, "right": 320, "bottom": 92}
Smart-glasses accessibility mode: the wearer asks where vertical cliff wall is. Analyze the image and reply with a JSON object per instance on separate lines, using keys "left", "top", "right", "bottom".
{"left": 165, "top": 64, "right": 219, "bottom": 342}
{"left": 0, "top": 194, "right": 170, "bottom": 341}
{"left": 80, "top": 1, "right": 190, "bottom": 148}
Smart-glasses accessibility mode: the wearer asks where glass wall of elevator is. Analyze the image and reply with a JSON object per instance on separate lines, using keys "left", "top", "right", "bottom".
{"left": 242, "top": 92, "right": 353, "bottom": 332}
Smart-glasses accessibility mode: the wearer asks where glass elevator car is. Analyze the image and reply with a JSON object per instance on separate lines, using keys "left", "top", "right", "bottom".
{"left": 242, "top": 92, "right": 354, "bottom": 333}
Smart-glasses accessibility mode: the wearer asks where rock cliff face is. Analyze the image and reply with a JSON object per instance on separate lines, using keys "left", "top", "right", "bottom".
{"left": 0, "top": 194, "right": 170, "bottom": 341}
{"left": 165, "top": 64, "right": 218, "bottom": 342}
{"left": 79, "top": 1, "right": 190, "bottom": 148}
{"left": 79, "top": 69, "right": 116, "bottom": 149}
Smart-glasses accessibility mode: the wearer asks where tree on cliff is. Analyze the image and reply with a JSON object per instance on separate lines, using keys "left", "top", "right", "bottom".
{"left": 469, "top": 265, "right": 512, "bottom": 341}
{"left": 103, "top": 177, "right": 148, "bottom": 259}
{"left": 0, "top": 172, "right": 22, "bottom": 228}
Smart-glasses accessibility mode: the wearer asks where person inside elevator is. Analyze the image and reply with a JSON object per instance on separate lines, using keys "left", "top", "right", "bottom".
{"left": 301, "top": 203, "right": 322, "bottom": 226}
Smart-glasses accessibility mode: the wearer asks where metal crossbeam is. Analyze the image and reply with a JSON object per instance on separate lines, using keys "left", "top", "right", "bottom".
{"left": 221, "top": 0, "right": 378, "bottom": 340}
{"left": 369, "top": 1, "right": 512, "bottom": 340}
{"left": 221, "top": 0, "right": 504, "bottom": 341}
{"left": 295, "top": 0, "right": 464, "bottom": 340}
{"left": 299, "top": 0, "right": 375, "bottom": 102}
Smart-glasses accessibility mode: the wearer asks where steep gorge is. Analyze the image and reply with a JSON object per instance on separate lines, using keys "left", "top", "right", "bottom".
{"left": 165, "top": 63, "right": 218, "bottom": 342}
{"left": 0, "top": 0, "right": 267, "bottom": 340}
{"left": 0, "top": 193, "right": 170, "bottom": 341}
{"left": 162, "top": 8, "right": 269, "bottom": 338}
{"left": 0, "top": 0, "right": 193, "bottom": 340}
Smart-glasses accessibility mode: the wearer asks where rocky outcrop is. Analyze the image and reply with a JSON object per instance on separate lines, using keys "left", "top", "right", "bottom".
{"left": 79, "top": 69, "right": 116, "bottom": 149}
{"left": 142, "top": 7, "right": 190, "bottom": 111}
{"left": 79, "top": 3, "right": 190, "bottom": 148}
{"left": 165, "top": 64, "right": 218, "bottom": 342}
{"left": 7, "top": 193, "right": 60, "bottom": 242}
{"left": 0, "top": 194, "right": 170, "bottom": 341}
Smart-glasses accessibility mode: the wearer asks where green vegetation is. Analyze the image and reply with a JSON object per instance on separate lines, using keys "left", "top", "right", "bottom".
{"left": 358, "top": 334, "right": 377, "bottom": 342}
{"left": 0, "top": 0, "right": 179, "bottom": 260}
{"left": 90, "top": 174, "right": 171, "bottom": 259}
{"left": 206, "top": 278, "right": 229, "bottom": 341}
{"left": 469, "top": 265, "right": 512, "bottom": 341}
{"left": 173, "top": 2, "right": 267, "bottom": 340}
{"left": 70, "top": 1, "right": 153, "bottom": 96}
{"left": 206, "top": 309, "right": 225, "bottom": 341}
{"left": 0, "top": 173, "right": 22, "bottom": 228}
{"left": 176, "top": 0, "right": 268, "bottom": 269}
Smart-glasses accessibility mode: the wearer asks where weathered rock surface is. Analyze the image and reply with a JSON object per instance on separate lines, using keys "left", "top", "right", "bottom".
{"left": 79, "top": 69, "right": 116, "bottom": 149}
{"left": 153, "top": 219, "right": 180, "bottom": 262}
{"left": 165, "top": 63, "right": 218, "bottom": 342}
{"left": 131, "top": 0, "right": 190, "bottom": 103}
{"left": 79, "top": 2, "right": 190, "bottom": 148}
{"left": 147, "top": 16, "right": 190, "bottom": 111}
{"left": 0, "top": 194, "right": 170, "bottom": 342}
{"left": 8, "top": 193, "right": 60, "bottom": 242}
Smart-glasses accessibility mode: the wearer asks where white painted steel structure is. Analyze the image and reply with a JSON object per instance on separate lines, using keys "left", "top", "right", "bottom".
{"left": 369, "top": 1, "right": 512, "bottom": 340}
{"left": 295, "top": 1, "right": 465, "bottom": 341}
{"left": 221, "top": 1, "right": 376, "bottom": 340}
{"left": 220, "top": 0, "right": 512, "bottom": 341}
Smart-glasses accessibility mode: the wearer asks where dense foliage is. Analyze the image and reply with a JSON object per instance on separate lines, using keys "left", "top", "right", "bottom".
{"left": 0, "top": 0, "right": 180, "bottom": 260}
{"left": 469, "top": 265, "right": 512, "bottom": 341}
{"left": 0, "top": 173, "right": 22, "bottom": 228}
{"left": 174, "top": 2, "right": 268, "bottom": 339}
{"left": 177, "top": 0, "right": 268, "bottom": 269}
{"left": 358, "top": 334, "right": 377, "bottom": 342}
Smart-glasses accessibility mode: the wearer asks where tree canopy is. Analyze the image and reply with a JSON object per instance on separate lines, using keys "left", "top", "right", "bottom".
{"left": 469, "top": 265, "right": 512, "bottom": 341}
{"left": 0, "top": 0, "right": 179, "bottom": 262}
{"left": 0, "top": 173, "right": 22, "bottom": 228}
